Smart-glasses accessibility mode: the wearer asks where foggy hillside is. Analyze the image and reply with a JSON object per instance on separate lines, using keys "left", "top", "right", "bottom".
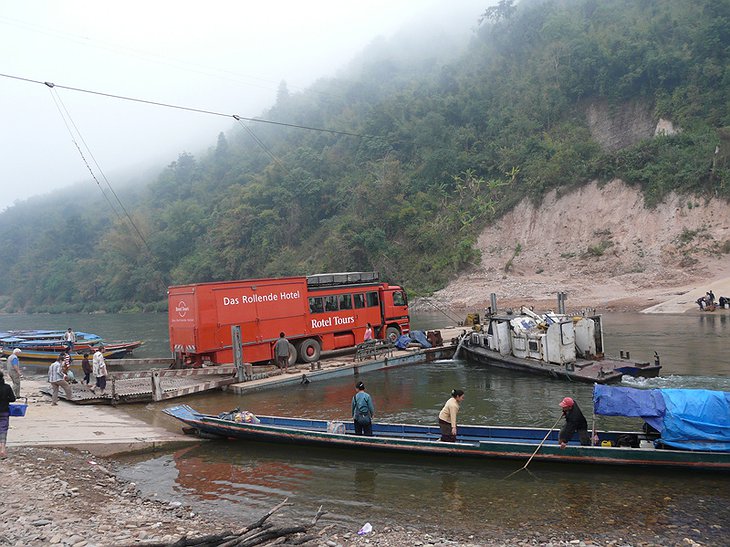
{"left": 1, "top": 0, "right": 728, "bottom": 313}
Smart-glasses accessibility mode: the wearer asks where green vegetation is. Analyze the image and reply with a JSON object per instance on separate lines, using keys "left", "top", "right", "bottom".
{"left": 1, "top": 0, "right": 729, "bottom": 312}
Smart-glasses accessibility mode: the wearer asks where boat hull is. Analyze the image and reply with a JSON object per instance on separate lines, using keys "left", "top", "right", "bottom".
{"left": 163, "top": 406, "right": 730, "bottom": 472}
{"left": 460, "top": 342, "right": 661, "bottom": 384}
{"left": 1, "top": 341, "right": 143, "bottom": 361}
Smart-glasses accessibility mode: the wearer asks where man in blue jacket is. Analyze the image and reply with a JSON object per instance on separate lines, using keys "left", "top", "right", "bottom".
{"left": 352, "top": 381, "right": 375, "bottom": 436}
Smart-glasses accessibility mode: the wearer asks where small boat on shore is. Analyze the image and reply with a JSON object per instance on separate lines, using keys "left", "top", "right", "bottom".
{"left": 0, "top": 329, "right": 103, "bottom": 353}
{"left": 1, "top": 341, "right": 143, "bottom": 361}
{"left": 163, "top": 385, "right": 730, "bottom": 472}
{"left": 458, "top": 307, "right": 661, "bottom": 383}
{"left": 0, "top": 329, "right": 142, "bottom": 361}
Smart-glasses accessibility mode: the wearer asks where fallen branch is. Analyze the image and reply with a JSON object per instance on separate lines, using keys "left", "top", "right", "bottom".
{"left": 136, "top": 500, "right": 327, "bottom": 547}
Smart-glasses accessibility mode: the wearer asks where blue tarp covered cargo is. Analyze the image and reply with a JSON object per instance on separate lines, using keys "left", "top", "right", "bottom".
{"left": 594, "top": 385, "right": 730, "bottom": 452}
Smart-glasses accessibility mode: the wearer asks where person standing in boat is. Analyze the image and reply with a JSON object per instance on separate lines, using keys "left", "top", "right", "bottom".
{"left": 92, "top": 346, "right": 108, "bottom": 395}
{"left": 352, "top": 381, "right": 375, "bottom": 436}
{"left": 438, "top": 389, "right": 465, "bottom": 442}
{"left": 558, "top": 397, "right": 590, "bottom": 448}
{"left": 273, "top": 332, "right": 290, "bottom": 373}
{"left": 64, "top": 328, "right": 77, "bottom": 352}
{"left": 6, "top": 348, "right": 22, "bottom": 397}
{"left": 48, "top": 353, "right": 73, "bottom": 405}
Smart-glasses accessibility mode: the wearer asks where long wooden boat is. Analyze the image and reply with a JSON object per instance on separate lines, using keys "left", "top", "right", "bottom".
{"left": 164, "top": 385, "right": 730, "bottom": 472}
{"left": 458, "top": 307, "right": 661, "bottom": 384}
{"left": 1, "top": 341, "right": 143, "bottom": 361}
{"left": 0, "top": 329, "right": 103, "bottom": 352}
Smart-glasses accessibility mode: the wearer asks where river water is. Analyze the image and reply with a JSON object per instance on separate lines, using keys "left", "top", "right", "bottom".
{"left": 3, "top": 310, "right": 730, "bottom": 538}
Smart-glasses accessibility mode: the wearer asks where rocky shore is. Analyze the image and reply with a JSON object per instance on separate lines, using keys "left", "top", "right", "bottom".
{"left": 1, "top": 444, "right": 716, "bottom": 547}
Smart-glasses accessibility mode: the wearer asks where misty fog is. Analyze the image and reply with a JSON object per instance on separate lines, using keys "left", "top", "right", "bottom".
{"left": 0, "top": 0, "right": 489, "bottom": 212}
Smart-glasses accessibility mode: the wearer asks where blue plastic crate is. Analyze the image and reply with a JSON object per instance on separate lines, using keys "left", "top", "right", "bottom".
{"left": 9, "top": 402, "right": 27, "bottom": 417}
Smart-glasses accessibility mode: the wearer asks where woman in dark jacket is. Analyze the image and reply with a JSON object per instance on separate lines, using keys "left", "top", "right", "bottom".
{"left": 0, "top": 371, "right": 17, "bottom": 457}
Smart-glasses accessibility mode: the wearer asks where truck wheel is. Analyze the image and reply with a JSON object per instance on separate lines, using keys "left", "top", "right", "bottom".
{"left": 297, "top": 339, "right": 321, "bottom": 363}
{"left": 287, "top": 342, "right": 298, "bottom": 367}
{"left": 385, "top": 326, "right": 400, "bottom": 343}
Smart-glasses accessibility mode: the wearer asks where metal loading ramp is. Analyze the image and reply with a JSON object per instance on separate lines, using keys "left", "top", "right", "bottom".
{"left": 42, "top": 365, "right": 238, "bottom": 404}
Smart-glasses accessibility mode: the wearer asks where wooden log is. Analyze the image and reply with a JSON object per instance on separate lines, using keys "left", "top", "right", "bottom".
{"left": 141, "top": 500, "right": 326, "bottom": 547}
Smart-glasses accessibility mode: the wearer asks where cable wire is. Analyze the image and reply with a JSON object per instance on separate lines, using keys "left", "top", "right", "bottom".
{"left": 1, "top": 72, "right": 369, "bottom": 138}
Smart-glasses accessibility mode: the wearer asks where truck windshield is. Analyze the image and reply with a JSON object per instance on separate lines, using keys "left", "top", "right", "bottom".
{"left": 393, "top": 291, "right": 407, "bottom": 306}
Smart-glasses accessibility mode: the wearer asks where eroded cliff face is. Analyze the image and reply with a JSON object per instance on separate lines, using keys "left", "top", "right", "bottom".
{"left": 429, "top": 179, "right": 730, "bottom": 312}
{"left": 585, "top": 100, "right": 658, "bottom": 152}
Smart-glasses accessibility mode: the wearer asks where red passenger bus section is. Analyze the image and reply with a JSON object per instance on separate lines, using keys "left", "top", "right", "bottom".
{"left": 168, "top": 272, "right": 409, "bottom": 366}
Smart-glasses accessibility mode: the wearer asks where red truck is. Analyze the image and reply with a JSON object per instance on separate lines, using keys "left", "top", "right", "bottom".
{"left": 168, "top": 272, "right": 409, "bottom": 366}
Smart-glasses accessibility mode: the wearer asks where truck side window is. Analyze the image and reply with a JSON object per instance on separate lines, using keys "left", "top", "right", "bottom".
{"left": 339, "top": 294, "right": 352, "bottom": 310}
{"left": 366, "top": 291, "right": 379, "bottom": 307}
{"left": 309, "top": 297, "right": 324, "bottom": 314}
{"left": 393, "top": 291, "right": 406, "bottom": 306}
{"left": 324, "top": 295, "right": 339, "bottom": 312}
{"left": 354, "top": 293, "right": 365, "bottom": 309}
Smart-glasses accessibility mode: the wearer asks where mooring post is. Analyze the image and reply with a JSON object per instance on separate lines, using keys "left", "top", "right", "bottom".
{"left": 151, "top": 370, "right": 163, "bottom": 401}
{"left": 231, "top": 325, "right": 245, "bottom": 382}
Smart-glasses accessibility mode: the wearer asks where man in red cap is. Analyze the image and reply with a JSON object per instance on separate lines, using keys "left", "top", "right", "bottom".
{"left": 558, "top": 397, "right": 590, "bottom": 448}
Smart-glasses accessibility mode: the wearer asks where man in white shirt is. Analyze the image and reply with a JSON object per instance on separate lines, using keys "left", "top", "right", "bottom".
{"left": 6, "top": 348, "right": 21, "bottom": 397}
{"left": 64, "top": 328, "right": 77, "bottom": 352}
{"left": 92, "top": 346, "right": 108, "bottom": 395}
{"left": 48, "top": 353, "right": 72, "bottom": 405}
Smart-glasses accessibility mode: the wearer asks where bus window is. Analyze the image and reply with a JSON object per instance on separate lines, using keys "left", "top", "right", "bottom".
{"left": 309, "top": 297, "right": 324, "bottom": 314}
{"left": 339, "top": 294, "right": 353, "bottom": 310}
{"left": 393, "top": 291, "right": 407, "bottom": 306}
{"left": 324, "top": 295, "right": 339, "bottom": 312}
{"left": 354, "top": 293, "right": 365, "bottom": 309}
{"left": 366, "top": 291, "right": 380, "bottom": 307}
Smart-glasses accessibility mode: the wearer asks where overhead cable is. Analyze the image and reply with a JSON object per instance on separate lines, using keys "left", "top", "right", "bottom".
{"left": 0, "top": 72, "right": 368, "bottom": 138}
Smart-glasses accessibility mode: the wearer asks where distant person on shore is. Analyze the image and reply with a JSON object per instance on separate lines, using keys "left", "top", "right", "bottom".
{"left": 274, "top": 333, "right": 290, "bottom": 373}
{"left": 364, "top": 323, "right": 373, "bottom": 342}
{"left": 438, "top": 389, "right": 465, "bottom": 442}
{"left": 352, "top": 381, "right": 375, "bottom": 436}
{"left": 0, "top": 371, "right": 16, "bottom": 458}
{"left": 558, "top": 397, "right": 590, "bottom": 448}
{"left": 64, "top": 328, "right": 76, "bottom": 352}
{"left": 6, "top": 348, "right": 22, "bottom": 397}
{"left": 48, "top": 353, "right": 73, "bottom": 405}
{"left": 81, "top": 353, "right": 92, "bottom": 385}
{"left": 92, "top": 346, "right": 108, "bottom": 395}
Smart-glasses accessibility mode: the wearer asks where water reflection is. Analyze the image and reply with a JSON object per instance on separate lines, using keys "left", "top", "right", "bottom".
{"left": 118, "top": 439, "right": 730, "bottom": 537}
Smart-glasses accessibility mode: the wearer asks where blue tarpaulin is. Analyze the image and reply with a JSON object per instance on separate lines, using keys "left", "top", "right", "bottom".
{"left": 409, "top": 330, "right": 432, "bottom": 349}
{"left": 593, "top": 385, "right": 666, "bottom": 431}
{"left": 394, "top": 335, "right": 411, "bottom": 350}
{"left": 593, "top": 385, "right": 730, "bottom": 452}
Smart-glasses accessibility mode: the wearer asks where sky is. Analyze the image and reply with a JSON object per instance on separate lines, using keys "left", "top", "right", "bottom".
{"left": 0, "top": 0, "right": 488, "bottom": 212}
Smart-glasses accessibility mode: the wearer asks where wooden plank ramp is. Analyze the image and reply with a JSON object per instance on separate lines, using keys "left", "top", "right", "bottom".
{"left": 42, "top": 365, "right": 237, "bottom": 405}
